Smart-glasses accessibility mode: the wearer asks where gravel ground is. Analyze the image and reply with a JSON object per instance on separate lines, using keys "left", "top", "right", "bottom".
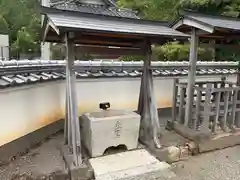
{"left": 1, "top": 131, "right": 240, "bottom": 180}
{"left": 0, "top": 133, "right": 66, "bottom": 180}
{"left": 170, "top": 146, "right": 240, "bottom": 180}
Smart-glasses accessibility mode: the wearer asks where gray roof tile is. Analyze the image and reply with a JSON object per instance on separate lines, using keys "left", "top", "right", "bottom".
{"left": 46, "top": 13, "right": 187, "bottom": 38}
{"left": 186, "top": 13, "right": 240, "bottom": 31}
{"left": 0, "top": 79, "right": 9, "bottom": 87}
{"left": 51, "top": 2, "right": 139, "bottom": 19}
{"left": 0, "top": 60, "right": 238, "bottom": 88}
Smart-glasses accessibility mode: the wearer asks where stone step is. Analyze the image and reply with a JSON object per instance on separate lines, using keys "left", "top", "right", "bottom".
{"left": 89, "top": 149, "right": 176, "bottom": 180}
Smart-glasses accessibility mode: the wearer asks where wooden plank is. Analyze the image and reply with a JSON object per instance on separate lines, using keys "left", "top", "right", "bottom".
{"left": 231, "top": 90, "right": 238, "bottom": 129}
{"left": 137, "top": 73, "right": 144, "bottom": 115}
{"left": 179, "top": 87, "right": 186, "bottom": 124}
{"left": 200, "top": 43, "right": 240, "bottom": 51}
{"left": 177, "top": 83, "right": 188, "bottom": 88}
{"left": 194, "top": 89, "right": 202, "bottom": 130}
{"left": 222, "top": 91, "right": 230, "bottom": 132}
{"left": 85, "top": 31, "right": 144, "bottom": 39}
{"left": 212, "top": 87, "right": 240, "bottom": 93}
{"left": 202, "top": 83, "right": 211, "bottom": 133}
{"left": 75, "top": 45, "right": 145, "bottom": 56}
{"left": 213, "top": 92, "right": 221, "bottom": 133}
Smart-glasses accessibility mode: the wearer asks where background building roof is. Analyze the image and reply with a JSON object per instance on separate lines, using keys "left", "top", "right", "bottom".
{"left": 50, "top": 0, "right": 139, "bottom": 19}
{"left": 172, "top": 11, "right": 240, "bottom": 38}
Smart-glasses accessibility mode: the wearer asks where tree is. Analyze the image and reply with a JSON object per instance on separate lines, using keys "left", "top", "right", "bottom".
{"left": 0, "top": 0, "right": 41, "bottom": 58}
{"left": 0, "top": 0, "right": 240, "bottom": 60}
{"left": 118, "top": 0, "right": 179, "bottom": 20}
{"left": 0, "top": 14, "right": 8, "bottom": 34}
{"left": 118, "top": 0, "right": 240, "bottom": 61}
{"left": 177, "top": 0, "right": 240, "bottom": 17}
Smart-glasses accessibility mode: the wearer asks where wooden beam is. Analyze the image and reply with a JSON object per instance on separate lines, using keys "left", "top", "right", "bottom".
{"left": 85, "top": 32, "right": 144, "bottom": 39}
{"left": 199, "top": 31, "right": 240, "bottom": 39}
{"left": 200, "top": 43, "right": 240, "bottom": 51}
{"left": 73, "top": 33, "right": 144, "bottom": 46}
{"left": 75, "top": 46, "right": 145, "bottom": 56}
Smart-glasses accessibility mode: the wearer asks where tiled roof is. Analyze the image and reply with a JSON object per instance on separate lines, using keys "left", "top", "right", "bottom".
{"left": 185, "top": 12, "right": 240, "bottom": 31}
{"left": 0, "top": 60, "right": 238, "bottom": 88}
{"left": 44, "top": 12, "right": 187, "bottom": 41}
{"left": 51, "top": 1, "right": 139, "bottom": 19}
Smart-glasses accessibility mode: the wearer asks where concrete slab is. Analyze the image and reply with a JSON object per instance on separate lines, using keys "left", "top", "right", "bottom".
{"left": 172, "top": 122, "right": 212, "bottom": 143}
{"left": 60, "top": 145, "right": 93, "bottom": 180}
{"left": 148, "top": 145, "right": 191, "bottom": 164}
{"left": 89, "top": 149, "right": 175, "bottom": 180}
{"left": 172, "top": 122, "right": 240, "bottom": 155}
{"left": 199, "top": 130, "right": 240, "bottom": 153}
{"left": 144, "top": 130, "right": 193, "bottom": 163}
{"left": 81, "top": 110, "right": 140, "bottom": 158}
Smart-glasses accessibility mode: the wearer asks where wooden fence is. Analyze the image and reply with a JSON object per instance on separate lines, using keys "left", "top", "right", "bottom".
{"left": 172, "top": 78, "right": 240, "bottom": 134}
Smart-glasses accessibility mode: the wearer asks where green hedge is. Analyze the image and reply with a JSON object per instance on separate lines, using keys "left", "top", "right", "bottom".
{"left": 120, "top": 41, "right": 214, "bottom": 61}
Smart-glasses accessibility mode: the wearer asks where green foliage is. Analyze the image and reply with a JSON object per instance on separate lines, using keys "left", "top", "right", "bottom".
{"left": 118, "top": 0, "right": 240, "bottom": 61}
{"left": 118, "top": 0, "right": 179, "bottom": 20}
{"left": 177, "top": 0, "right": 240, "bottom": 17}
{"left": 153, "top": 42, "right": 190, "bottom": 61}
{"left": 120, "top": 42, "right": 213, "bottom": 62}
{"left": 51, "top": 43, "right": 94, "bottom": 60}
{"left": 0, "top": 0, "right": 240, "bottom": 60}
{"left": 51, "top": 44, "right": 65, "bottom": 60}
{"left": 0, "top": 0, "right": 41, "bottom": 58}
{"left": 0, "top": 14, "right": 8, "bottom": 34}
{"left": 120, "top": 55, "right": 144, "bottom": 61}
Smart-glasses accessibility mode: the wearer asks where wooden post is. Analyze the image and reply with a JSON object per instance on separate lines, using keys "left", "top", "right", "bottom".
{"left": 213, "top": 92, "right": 221, "bottom": 133}
{"left": 201, "top": 83, "right": 211, "bottom": 133}
{"left": 138, "top": 43, "right": 151, "bottom": 145}
{"left": 237, "top": 61, "right": 240, "bottom": 86}
{"left": 222, "top": 91, "right": 230, "bottom": 132}
{"left": 65, "top": 32, "right": 82, "bottom": 166}
{"left": 236, "top": 61, "right": 240, "bottom": 128}
{"left": 138, "top": 70, "right": 144, "bottom": 115}
{"left": 64, "top": 74, "right": 70, "bottom": 145}
{"left": 138, "top": 41, "right": 161, "bottom": 149}
{"left": 185, "top": 28, "right": 198, "bottom": 127}
{"left": 41, "top": 0, "right": 50, "bottom": 60}
{"left": 194, "top": 89, "right": 202, "bottom": 130}
{"left": 231, "top": 89, "right": 237, "bottom": 129}
{"left": 210, "top": 40, "right": 216, "bottom": 61}
{"left": 179, "top": 86, "right": 186, "bottom": 124}
{"left": 172, "top": 79, "right": 179, "bottom": 122}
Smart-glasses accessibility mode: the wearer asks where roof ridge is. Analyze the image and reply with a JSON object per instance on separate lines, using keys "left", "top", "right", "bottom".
{"left": 183, "top": 10, "right": 240, "bottom": 22}
{"left": 103, "top": 0, "right": 116, "bottom": 7}
{"left": 76, "top": 2, "right": 105, "bottom": 8}
{"left": 108, "top": 6, "right": 140, "bottom": 19}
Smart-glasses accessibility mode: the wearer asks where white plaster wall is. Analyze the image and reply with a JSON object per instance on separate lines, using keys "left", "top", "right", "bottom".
{"left": 0, "top": 82, "right": 64, "bottom": 146}
{"left": 0, "top": 75, "right": 237, "bottom": 146}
